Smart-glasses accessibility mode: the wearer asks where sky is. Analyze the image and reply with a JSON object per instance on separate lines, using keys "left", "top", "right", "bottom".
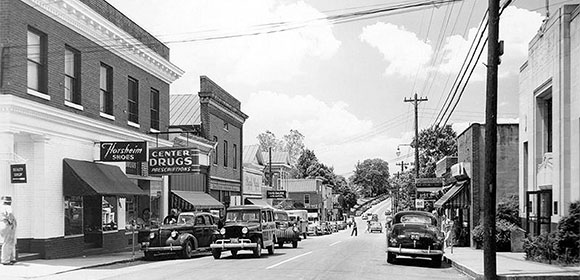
{"left": 106, "top": 0, "right": 571, "bottom": 176}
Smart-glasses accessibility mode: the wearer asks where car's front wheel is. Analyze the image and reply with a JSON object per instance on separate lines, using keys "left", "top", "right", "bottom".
{"left": 211, "top": 249, "right": 221, "bottom": 259}
{"left": 292, "top": 240, "right": 298, "bottom": 248}
{"left": 231, "top": 249, "right": 238, "bottom": 257}
{"left": 144, "top": 252, "right": 155, "bottom": 261}
{"left": 278, "top": 241, "right": 284, "bottom": 248}
{"left": 268, "top": 242, "right": 275, "bottom": 255}
{"left": 253, "top": 238, "right": 262, "bottom": 258}
{"left": 181, "top": 240, "right": 194, "bottom": 259}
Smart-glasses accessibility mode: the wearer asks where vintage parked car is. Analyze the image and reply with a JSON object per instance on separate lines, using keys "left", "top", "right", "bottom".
{"left": 273, "top": 210, "right": 301, "bottom": 248}
{"left": 140, "top": 212, "right": 219, "bottom": 260}
{"left": 385, "top": 211, "right": 444, "bottom": 267}
{"left": 337, "top": 220, "right": 347, "bottom": 230}
{"left": 287, "top": 209, "right": 308, "bottom": 239}
{"left": 210, "top": 205, "right": 276, "bottom": 259}
{"left": 369, "top": 221, "right": 383, "bottom": 233}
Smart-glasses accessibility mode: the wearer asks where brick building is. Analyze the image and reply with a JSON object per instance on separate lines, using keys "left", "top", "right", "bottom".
{"left": 436, "top": 123, "right": 519, "bottom": 247}
{"left": 170, "top": 76, "right": 248, "bottom": 209}
{"left": 519, "top": 4, "right": 580, "bottom": 235}
{"left": 0, "top": 0, "right": 182, "bottom": 258}
{"left": 285, "top": 179, "right": 333, "bottom": 222}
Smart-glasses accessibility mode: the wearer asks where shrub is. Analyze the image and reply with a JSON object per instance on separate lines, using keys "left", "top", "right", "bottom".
{"left": 472, "top": 219, "right": 516, "bottom": 251}
{"left": 497, "top": 193, "right": 521, "bottom": 227}
{"left": 523, "top": 232, "right": 559, "bottom": 263}
{"left": 524, "top": 201, "right": 580, "bottom": 264}
{"left": 557, "top": 201, "right": 580, "bottom": 263}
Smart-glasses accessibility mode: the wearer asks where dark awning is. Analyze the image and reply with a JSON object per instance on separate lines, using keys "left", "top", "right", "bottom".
{"left": 434, "top": 180, "right": 468, "bottom": 208}
{"left": 63, "top": 158, "right": 146, "bottom": 196}
{"left": 246, "top": 198, "right": 272, "bottom": 207}
{"left": 172, "top": 190, "right": 224, "bottom": 210}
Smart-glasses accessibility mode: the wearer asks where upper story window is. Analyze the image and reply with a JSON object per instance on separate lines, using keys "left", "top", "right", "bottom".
{"left": 223, "top": 122, "right": 229, "bottom": 131}
{"left": 127, "top": 77, "right": 139, "bottom": 123}
{"left": 213, "top": 136, "right": 218, "bottom": 165}
{"left": 233, "top": 144, "right": 237, "bottom": 169}
{"left": 27, "top": 28, "right": 47, "bottom": 93}
{"left": 64, "top": 46, "right": 81, "bottom": 104}
{"left": 544, "top": 97, "right": 552, "bottom": 153}
{"left": 150, "top": 88, "right": 160, "bottom": 130}
{"left": 304, "top": 194, "right": 310, "bottom": 204}
{"left": 223, "top": 140, "right": 228, "bottom": 167}
{"left": 99, "top": 63, "right": 113, "bottom": 115}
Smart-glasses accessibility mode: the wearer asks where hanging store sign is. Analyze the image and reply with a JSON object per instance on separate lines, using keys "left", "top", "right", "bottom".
{"left": 415, "top": 199, "right": 425, "bottom": 209}
{"left": 267, "top": 190, "right": 287, "bottom": 199}
{"left": 10, "top": 164, "right": 27, "bottom": 184}
{"left": 99, "top": 141, "right": 147, "bottom": 162}
{"left": 148, "top": 147, "right": 200, "bottom": 175}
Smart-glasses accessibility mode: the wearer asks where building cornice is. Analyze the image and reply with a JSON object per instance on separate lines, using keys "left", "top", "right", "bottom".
{"left": 0, "top": 95, "right": 172, "bottom": 146}
{"left": 21, "top": 0, "right": 184, "bottom": 84}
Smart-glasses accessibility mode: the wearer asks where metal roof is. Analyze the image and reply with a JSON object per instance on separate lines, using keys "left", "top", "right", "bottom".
{"left": 170, "top": 94, "right": 201, "bottom": 126}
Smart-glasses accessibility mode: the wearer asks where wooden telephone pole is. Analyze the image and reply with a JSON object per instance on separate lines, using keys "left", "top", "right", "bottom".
{"left": 484, "top": 0, "right": 500, "bottom": 279}
{"left": 404, "top": 93, "right": 427, "bottom": 209}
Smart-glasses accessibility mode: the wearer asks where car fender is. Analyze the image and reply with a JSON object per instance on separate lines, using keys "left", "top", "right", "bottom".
{"left": 178, "top": 233, "right": 197, "bottom": 248}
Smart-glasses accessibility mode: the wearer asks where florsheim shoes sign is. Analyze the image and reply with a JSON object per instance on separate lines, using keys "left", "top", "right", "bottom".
{"left": 148, "top": 147, "right": 200, "bottom": 175}
{"left": 99, "top": 141, "right": 148, "bottom": 162}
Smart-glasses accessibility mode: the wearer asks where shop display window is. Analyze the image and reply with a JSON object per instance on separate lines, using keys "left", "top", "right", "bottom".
{"left": 64, "top": 196, "right": 83, "bottom": 235}
{"left": 102, "top": 196, "right": 118, "bottom": 231}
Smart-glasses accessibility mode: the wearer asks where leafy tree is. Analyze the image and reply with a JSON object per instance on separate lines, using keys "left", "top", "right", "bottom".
{"left": 283, "top": 129, "right": 305, "bottom": 166}
{"left": 389, "top": 171, "right": 415, "bottom": 211}
{"left": 257, "top": 130, "right": 284, "bottom": 152}
{"left": 351, "top": 158, "right": 390, "bottom": 197}
{"left": 411, "top": 124, "right": 457, "bottom": 178}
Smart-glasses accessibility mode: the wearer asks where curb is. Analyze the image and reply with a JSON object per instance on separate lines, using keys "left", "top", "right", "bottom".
{"left": 443, "top": 255, "right": 580, "bottom": 280}
{"left": 52, "top": 256, "right": 144, "bottom": 276}
{"left": 444, "top": 255, "right": 482, "bottom": 280}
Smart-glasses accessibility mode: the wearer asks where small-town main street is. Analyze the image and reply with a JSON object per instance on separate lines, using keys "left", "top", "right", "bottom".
{"left": 34, "top": 199, "right": 468, "bottom": 280}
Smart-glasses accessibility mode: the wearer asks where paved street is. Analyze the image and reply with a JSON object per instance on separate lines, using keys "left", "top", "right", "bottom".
{"left": 28, "top": 199, "right": 468, "bottom": 280}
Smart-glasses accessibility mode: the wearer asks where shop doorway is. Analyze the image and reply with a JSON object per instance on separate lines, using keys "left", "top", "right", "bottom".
{"left": 526, "top": 190, "right": 552, "bottom": 236}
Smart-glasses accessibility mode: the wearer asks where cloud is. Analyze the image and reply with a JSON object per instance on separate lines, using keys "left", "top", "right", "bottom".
{"left": 244, "top": 91, "right": 417, "bottom": 174}
{"left": 106, "top": 0, "right": 341, "bottom": 91}
{"left": 437, "top": 7, "right": 543, "bottom": 80}
{"left": 360, "top": 22, "right": 432, "bottom": 77}
{"left": 360, "top": 7, "right": 542, "bottom": 82}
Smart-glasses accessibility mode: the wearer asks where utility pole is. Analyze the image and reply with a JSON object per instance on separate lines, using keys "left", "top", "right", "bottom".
{"left": 269, "top": 147, "right": 273, "bottom": 188}
{"left": 404, "top": 93, "right": 427, "bottom": 209}
{"left": 396, "top": 161, "right": 410, "bottom": 174}
{"left": 484, "top": 0, "right": 500, "bottom": 279}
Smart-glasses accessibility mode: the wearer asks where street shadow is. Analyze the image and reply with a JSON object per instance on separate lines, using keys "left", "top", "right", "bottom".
{"left": 386, "top": 256, "right": 452, "bottom": 269}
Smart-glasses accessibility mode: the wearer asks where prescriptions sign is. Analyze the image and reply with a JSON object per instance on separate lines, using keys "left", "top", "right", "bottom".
{"left": 148, "top": 147, "right": 200, "bottom": 175}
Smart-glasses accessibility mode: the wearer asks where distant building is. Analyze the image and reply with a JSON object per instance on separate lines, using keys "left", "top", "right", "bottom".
{"left": 170, "top": 76, "right": 248, "bottom": 209}
{"left": 285, "top": 178, "right": 333, "bottom": 222}
{"left": 519, "top": 4, "right": 580, "bottom": 235}
{"left": 242, "top": 144, "right": 269, "bottom": 204}
{"left": 261, "top": 151, "right": 292, "bottom": 190}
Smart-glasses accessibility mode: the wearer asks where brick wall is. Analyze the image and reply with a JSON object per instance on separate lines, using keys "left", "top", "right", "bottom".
{"left": 0, "top": 0, "right": 170, "bottom": 137}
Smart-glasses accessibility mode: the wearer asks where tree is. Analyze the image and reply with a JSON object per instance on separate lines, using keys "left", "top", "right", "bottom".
{"left": 411, "top": 124, "right": 457, "bottom": 178}
{"left": 283, "top": 129, "right": 305, "bottom": 166}
{"left": 389, "top": 171, "right": 415, "bottom": 211}
{"left": 257, "top": 130, "right": 284, "bottom": 152}
{"left": 351, "top": 158, "right": 390, "bottom": 197}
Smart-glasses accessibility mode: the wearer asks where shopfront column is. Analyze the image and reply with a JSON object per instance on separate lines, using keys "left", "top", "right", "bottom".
{"left": 0, "top": 132, "right": 15, "bottom": 197}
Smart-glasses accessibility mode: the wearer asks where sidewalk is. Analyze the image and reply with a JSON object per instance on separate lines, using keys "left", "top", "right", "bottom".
{"left": 0, "top": 250, "right": 142, "bottom": 279}
{"left": 444, "top": 247, "right": 580, "bottom": 280}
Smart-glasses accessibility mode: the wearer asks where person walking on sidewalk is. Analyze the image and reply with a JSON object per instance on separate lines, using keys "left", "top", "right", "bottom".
{"left": 0, "top": 196, "right": 17, "bottom": 265}
{"left": 351, "top": 220, "right": 358, "bottom": 236}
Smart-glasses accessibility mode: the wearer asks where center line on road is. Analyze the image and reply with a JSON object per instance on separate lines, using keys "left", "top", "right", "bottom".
{"left": 266, "top": 251, "right": 313, "bottom": 270}
{"left": 329, "top": 241, "right": 342, "bottom": 247}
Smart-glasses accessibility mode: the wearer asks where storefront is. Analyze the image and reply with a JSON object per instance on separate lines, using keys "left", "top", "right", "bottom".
{"left": 434, "top": 180, "right": 470, "bottom": 247}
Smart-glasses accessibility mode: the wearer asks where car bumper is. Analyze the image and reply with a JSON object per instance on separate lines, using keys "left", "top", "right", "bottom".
{"left": 386, "top": 246, "right": 444, "bottom": 256}
{"left": 141, "top": 244, "right": 183, "bottom": 252}
{"left": 210, "top": 239, "right": 257, "bottom": 250}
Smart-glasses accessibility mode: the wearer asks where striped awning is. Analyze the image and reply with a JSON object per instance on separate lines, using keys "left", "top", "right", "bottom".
{"left": 434, "top": 180, "right": 468, "bottom": 208}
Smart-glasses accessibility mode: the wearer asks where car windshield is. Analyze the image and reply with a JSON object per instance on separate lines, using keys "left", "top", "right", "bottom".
{"left": 177, "top": 214, "right": 195, "bottom": 224}
{"left": 225, "top": 211, "right": 260, "bottom": 223}
{"left": 274, "top": 212, "right": 289, "bottom": 221}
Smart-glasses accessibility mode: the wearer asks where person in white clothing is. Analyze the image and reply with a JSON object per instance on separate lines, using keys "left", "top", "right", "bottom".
{"left": 0, "top": 196, "right": 17, "bottom": 265}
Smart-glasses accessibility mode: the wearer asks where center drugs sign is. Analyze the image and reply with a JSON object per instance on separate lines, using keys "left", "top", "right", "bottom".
{"left": 148, "top": 147, "right": 200, "bottom": 175}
